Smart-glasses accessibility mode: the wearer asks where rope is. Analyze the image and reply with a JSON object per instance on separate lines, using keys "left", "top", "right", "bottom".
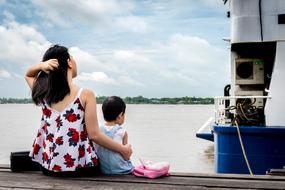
{"left": 235, "top": 119, "right": 253, "bottom": 175}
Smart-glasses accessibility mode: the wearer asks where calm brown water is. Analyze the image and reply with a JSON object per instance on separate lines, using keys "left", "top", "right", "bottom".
{"left": 0, "top": 104, "right": 214, "bottom": 173}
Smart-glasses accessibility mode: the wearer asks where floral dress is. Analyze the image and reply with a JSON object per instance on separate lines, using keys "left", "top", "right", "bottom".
{"left": 29, "top": 88, "right": 98, "bottom": 172}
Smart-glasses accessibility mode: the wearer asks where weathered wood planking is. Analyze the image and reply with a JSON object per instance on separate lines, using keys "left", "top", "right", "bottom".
{"left": 0, "top": 167, "right": 285, "bottom": 190}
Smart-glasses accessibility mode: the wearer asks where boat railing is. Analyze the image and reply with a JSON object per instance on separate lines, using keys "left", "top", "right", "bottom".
{"left": 214, "top": 96, "right": 271, "bottom": 125}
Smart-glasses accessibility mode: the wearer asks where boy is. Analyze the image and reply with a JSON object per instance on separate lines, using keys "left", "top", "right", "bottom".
{"left": 96, "top": 96, "right": 134, "bottom": 174}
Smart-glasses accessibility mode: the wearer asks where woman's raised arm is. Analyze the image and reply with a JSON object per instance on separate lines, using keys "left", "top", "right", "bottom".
{"left": 25, "top": 59, "right": 58, "bottom": 89}
{"left": 83, "top": 89, "right": 132, "bottom": 160}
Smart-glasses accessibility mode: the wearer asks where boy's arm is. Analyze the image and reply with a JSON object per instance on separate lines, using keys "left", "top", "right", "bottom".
{"left": 122, "top": 131, "right": 128, "bottom": 145}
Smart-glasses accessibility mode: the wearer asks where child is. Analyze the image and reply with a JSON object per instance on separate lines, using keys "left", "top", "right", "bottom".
{"left": 96, "top": 96, "right": 134, "bottom": 175}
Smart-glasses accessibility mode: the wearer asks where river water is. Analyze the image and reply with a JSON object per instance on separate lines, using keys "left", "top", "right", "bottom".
{"left": 0, "top": 104, "right": 214, "bottom": 173}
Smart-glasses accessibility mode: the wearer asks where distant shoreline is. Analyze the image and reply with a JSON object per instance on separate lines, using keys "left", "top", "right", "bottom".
{"left": 0, "top": 96, "right": 214, "bottom": 105}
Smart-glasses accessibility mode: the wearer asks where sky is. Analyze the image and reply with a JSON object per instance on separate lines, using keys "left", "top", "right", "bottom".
{"left": 0, "top": 0, "right": 230, "bottom": 98}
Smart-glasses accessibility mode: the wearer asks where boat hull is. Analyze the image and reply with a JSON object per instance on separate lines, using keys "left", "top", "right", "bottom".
{"left": 214, "top": 126, "right": 285, "bottom": 174}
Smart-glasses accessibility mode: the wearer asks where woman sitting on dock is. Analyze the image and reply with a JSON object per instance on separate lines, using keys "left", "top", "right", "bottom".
{"left": 24, "top": 45, "right": 132, "bottom": 177}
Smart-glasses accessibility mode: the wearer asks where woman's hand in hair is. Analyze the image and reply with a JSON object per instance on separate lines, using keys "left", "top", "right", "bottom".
{"left": 25, "top": 59, "right": 58, "bottom": 89}
{"left": 41, "top": 59, "right": 59, "bottom": 74}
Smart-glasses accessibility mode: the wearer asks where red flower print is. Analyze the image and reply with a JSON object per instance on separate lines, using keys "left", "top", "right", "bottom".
{"left": 42, "top": 123, "right": 47, "bottom": 133}
{"left": 89, "top": 141, "right": 94, "bottom": 149}
{"left": 63, "top": 109, "right": 80, "bottom": 122}
{"left": 80, "top": 128, "right": 88, "bottom": 141}
{"left": 78, "top": 145, "right": 85, "bottom": 159}
{"left": 76, "top": 164, "right": 83, "bottom": 169}
{"left": 33, "top": 144, "right": 40, "bottom": 155}
{"left": 56, "top": 116, "right": 62, "bottom": 131}
{"left": 42, "top": 107, "right": 52, "bottom": 118}
{"left": 49, "top": 147, "right": 54, "bottom": 154}
{"left": 55, "top": 136, "right": 63, "bottom": 145}
{"left": 37, "top": 131, "right": 41, "bottom": 137}
{"left": 75, "top": 98, "right": 85, "bottom": 111}
{"left": 42, "top": 121, "right": 50, "bottom": 134}
{"left": 68, "top": 114, "right": 77, "bottom": 122}
{"left": 67, "top": 128, "right": 79, "bottom": 146}
{"left": 52, "top": 165, "right": 62, "bottom": 172}
{"left": 64, "top": 153, "right": 75, "bottom": 168}
{"left": 92, "top": 157, "right": 98, "bottom": 166}
{"left": 87, "top": 146, "right": 91, "bottom": 154}
{"left": 46, "top": 133, "right": 54, "bottom": 142}
{"left": 43, "top": 141, "right": 46, "bottom": 149}
{"left": 42, "top": 152, "right": 49, "bottom": 162}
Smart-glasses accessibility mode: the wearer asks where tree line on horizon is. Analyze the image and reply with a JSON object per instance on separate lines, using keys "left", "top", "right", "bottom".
{"left": 0, "top": 96, "right": 214, "bottom": 105}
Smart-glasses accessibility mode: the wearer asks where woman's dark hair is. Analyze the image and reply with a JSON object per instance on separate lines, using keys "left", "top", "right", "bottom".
{"left": 102, "top": 96, "right": 126, "bottom": 122}
{"left": 32, "top": 45, "right": 70, "bottom": 105}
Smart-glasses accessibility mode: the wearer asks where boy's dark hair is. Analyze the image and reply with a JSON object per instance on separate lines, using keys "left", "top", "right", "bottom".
{"left": 102, "top": 96, "right": 126, "bottom": 122}
{"left": 32, "top": 45, "right": 70, "bottom": 105}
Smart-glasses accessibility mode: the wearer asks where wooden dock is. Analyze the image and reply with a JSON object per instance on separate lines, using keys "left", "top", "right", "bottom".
{"left": 1, "top": 165, "right": 285, "bottom": 189}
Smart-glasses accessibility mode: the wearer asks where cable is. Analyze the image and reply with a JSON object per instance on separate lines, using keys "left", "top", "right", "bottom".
{"left": 259, "top": 0, "right": 263, "bottom": 41}
{"left": 227, "top": 99, "right": 261, "bottom": 126}
{"left": 235, "top": 119, "right": 254, "bottom": 175}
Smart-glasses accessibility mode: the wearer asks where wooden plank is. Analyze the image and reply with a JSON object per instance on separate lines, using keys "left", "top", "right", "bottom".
{"left": 0, "top": 171, "right": 285, "bottom": 190}
{"left": 0, "top": 165, "right": 9, "bottom": 169}
{"left": 172, "top": 172, "right": 285, "bottom": 180}
{"left": 0, "top": 172, "right": 212, "bottom": 190}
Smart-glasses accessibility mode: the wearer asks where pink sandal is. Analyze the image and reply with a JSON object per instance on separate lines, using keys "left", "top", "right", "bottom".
{"left": 132, "top": 159, "right": 170, "bottom": 179}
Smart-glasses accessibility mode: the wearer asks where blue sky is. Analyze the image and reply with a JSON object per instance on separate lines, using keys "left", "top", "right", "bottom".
{"left": 0, "top": 0, "right": 230, "bottom": 98}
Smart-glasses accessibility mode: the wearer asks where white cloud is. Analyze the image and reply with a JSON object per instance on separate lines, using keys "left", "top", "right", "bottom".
{"left": 157, "top": 33, "right": 226, "bottom": 71}
{"left": 0, "top": 69, "right": 11, "bottom": 78}
{"left": 115, "top": 16, "right": 150, "bottom": 33}
{"left": 110, "top": 33, "right": 228, "bottom": 94}
{"left": 83, "top": 33, "right": 228, "bottom": 95}
{"left": 154, "top": 33, "right": 229, "bottom": 92}
{"left": 77, "top": 72, "right": 115, "bottom": 84}
{"left": 0, "top": 19, "right": 227, "bottom": 96}
{"left": 118, "top": 75, "right": 144, "bottom": 87}
{"left": 69, "top": 47, "right": 122, "bottom": 74}
{"left": 0, "top": 20, "right": 51, "bottom": 65}
{"left": 70, "top": 47, "right": 103, "bottom": 70}
{"left": 114, "top": 50, "right": 150, "bottom": 63}
{"left": 0, "top": 9, "right": 229, "bottom": 97}
{"left": 200, "top": 0, "right": 225, "bottom": 8}
{"left": 76, "top": 71, "right": 144, "bottom": 87}
{"left": 31, "top": 0, "right": 134, "bottom": 28}
{"left": 30, "top": 1, "right": 151, "bottom": 33}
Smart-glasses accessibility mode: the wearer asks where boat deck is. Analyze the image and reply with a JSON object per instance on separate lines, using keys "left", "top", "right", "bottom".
{"left": 1, "top": 165, "right": 285, "bottom": 189}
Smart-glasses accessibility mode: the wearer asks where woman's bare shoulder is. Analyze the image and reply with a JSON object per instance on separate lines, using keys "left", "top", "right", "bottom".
{"left": 80, "top": 88, "right": 96, "bottom": 102}
{"left": 80, "top": 88, "right": 97, "bottom": 108}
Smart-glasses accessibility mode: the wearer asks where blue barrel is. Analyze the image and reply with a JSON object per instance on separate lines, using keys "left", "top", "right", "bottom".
{"left": 214, "top": 125, "right": 285, "bottom": 174}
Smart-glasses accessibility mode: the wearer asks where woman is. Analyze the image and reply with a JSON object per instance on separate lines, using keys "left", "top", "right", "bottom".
{"left": 25, "top": 45, "right": 132, "bottom": 177}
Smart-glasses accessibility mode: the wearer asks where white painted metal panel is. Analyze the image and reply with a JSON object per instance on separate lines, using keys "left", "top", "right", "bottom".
{"left": 265, "top": 42, "right": 285, "bottom": 126}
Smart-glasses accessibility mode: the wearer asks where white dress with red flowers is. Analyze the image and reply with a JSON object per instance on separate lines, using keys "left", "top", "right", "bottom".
{"left": 29, "top": 88, "right": 98, "bottom": 172}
